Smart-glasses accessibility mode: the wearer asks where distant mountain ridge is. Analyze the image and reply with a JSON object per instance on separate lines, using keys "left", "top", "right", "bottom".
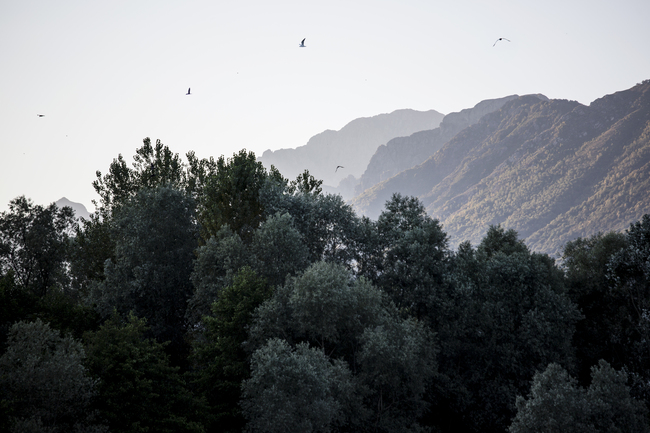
{"left": 351, "top": 81, "right": 650, "bottom": 256}
{"left": 355, "top": 95, "right": 529, "bottom": 195}
{"left": 258, "top": 109, "right": 444, "bottom": 189}
{"left": 55, "top": 197, "right": 91, "bottom": 220}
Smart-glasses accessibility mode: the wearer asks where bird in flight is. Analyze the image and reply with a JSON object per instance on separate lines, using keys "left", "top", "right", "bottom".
{"left": 186, "top": 88, "right": 191, "bottom": 95}
{"left": 37, "top": 114, "right": 45, "bottom": 117}
{"left": 299, "top": 38, "right": 306, "bottom": 47}
{"left": 335, "top": 165, "right": 344, "bottom": 172}
{"left": 493, "top": 37, "right": 511, "bottom": 46}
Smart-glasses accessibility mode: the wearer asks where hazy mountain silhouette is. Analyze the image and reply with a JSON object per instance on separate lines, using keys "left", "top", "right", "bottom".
{"left": 351, "top": 81, "right": 650, "bottom": 256}
{"left": 55, "top": 197, "right": 92, "bottom": 220}
{"left": 355, "top": 95, "right": 528, "bottom": 195}
{"left": 258, "top": 109, "right": 444, "bottom": 190}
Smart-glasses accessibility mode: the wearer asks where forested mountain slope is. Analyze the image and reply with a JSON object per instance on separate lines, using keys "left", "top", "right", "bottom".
{"left": 351, "top": 81, "right": 650, "bottom": 256}
{"left": 258, "top": 108, "right": 444, "bottom": 188}
{"left": 355, "top": 94, "right": 525, "bottom": 195}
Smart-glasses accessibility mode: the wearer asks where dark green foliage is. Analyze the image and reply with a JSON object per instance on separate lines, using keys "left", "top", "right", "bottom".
{"left": 429, "top": 230, "right": 581, "bottom": 433}
{"left": 0, "top": 196, "right": 77, "bottom": 298}
{"left": 260, "top": 175, "right": 360, "bottom": 266}
{"left": 289, "top": 169, "right": 324, "bottom": 195}
{"left": 477, "top": 224, "right": 529, "bottom": 258}
{"left": 241, "top": 339, "right": 353, "bottom": 433}
{"left": 84, "top": 312, "right": 205, "bottom": 433}
{"left": 0, "top": 319, "right": 105, "bottom": 433}
{"left": 247, "top": 261, "right": 437, "bottom": 432}
{"left": 69, "top": 209, "right": 116, "bottom": 294}
{"left": 510, "top": 361, "right": 648, "bottom": 433}
{"left": 358, "top": 193, "right": 451, "bottom": 320}
{"left": 89, "top": 186, "right": 197, "bottom": 361}
{"left": 199, "top": 150, "right": 268, "bottom": 241}
{"left": 92, "top": 137, "right": 198, "bottom": 212}
{"left": 0, "top": 199, "right": 100, "bottom": 349}
{"left": 562, "top": 231, "right": 629, "bottom": 382}
{"left": 187, "top": 213, "right": 309, "bottom": 326}
{"left": 563, "top": 216, "right": 650, "bottom": 406}
{"left": 192, "top": 267, "right": 271, "bottom": 433}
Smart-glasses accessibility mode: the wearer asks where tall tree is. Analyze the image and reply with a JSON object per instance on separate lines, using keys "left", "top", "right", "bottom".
{"left": 246, "top": 261, "right": 437, "bottom": 432}
{"left": 0, "top": 319, "right": 105, "bottom": 433}
{"left": 0, "top": 196, "right": 76, "bottom": 297}
{"left": 192, "top": 267, "right": 271, "bottom": 433}
{"left": 429, "top": 229, "right": 580, "bottom": 433}
{"left": 510, "top": 361, "right": 648, "bottom": 433}
{"left": 241, "top": 339, "right": 353, "bottom": 433}
{"left": 358, "top": 193, "right": 451, "bottom": 319}
{"left": 89, "top": 186, "right": 197, "bottom": 361}
{"left": 199, "top": 150, "right": 269, "bottom": 241}
{"left": 84, "top": 312, "right": 205, "bottom": 433}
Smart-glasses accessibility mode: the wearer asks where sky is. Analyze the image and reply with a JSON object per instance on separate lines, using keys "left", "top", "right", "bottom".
{"left": 1, "top": 0, "right": 649, "bottom": 213}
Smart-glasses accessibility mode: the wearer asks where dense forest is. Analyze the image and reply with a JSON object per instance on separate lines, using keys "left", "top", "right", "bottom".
{"left": 1, "top": 138, "right": 650, "bottom": 433}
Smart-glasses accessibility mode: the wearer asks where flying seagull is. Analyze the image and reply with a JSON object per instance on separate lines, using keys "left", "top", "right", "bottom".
{"left": 186, "top": 88, "right": 191, "bottom": 95}
{"left": 37, "top": 114, "right": 45, "bottom": 117}
{"left": 299, "top": 38, "right": 306, "bottom": 47}
{"left": 335, "top": 165, "right": 344, "bottom": 172}
{"left": 493, "top": 37, "right": 511, "bottom": 46}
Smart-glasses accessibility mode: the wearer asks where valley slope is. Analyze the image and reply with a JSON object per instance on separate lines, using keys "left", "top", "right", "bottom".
{"left": 351, "top": 81, "right": 650, "bottom": 256}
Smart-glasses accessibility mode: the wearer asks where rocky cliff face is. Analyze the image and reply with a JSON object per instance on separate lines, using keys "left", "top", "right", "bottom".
{"left": 258, "top": 109, "right": 444, "bottom": 189}
{"left": 351, "top": 81, "right": 650, "bottom": 257}
{"left": 354, "top": 95, "right": 528, "bottom": 195}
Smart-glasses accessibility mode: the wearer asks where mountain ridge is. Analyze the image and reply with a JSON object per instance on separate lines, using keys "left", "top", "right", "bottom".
{"left": 258, "top": 108, "right": 444, "bottom": 189}
{"left": 350, "top": 81, "right": 650, "bottom": 256}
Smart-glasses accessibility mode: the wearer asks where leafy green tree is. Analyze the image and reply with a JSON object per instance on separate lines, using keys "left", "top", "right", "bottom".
{"left": 246, "top": 261, "right": 437, "bottom": 432}
{"left": 0, "top": 198, "right": 99, "bottom": 348}
{"left": 0, "top": 196, "right": 76, "bottom": 297}
{"left": 187, "top": 213, "right": 308, "bottom": 327}
{"left": 241, "top": 338, "right": 354, "bottom": 433}
{"left": 251, "top": 212, "right": 310, "bottom": 287}
{"left": 248, "top": 261, "right": 386, "bottom": 361}
{"left": 199, "top": 150, "right": 269, "bottom": 241}
{"left": 260, "top": 176, "right": 359, "bottom": 266}
{"left": 192, "top": 268, "right": 272, "bottom": 433}
{"left": 0, "top": 319, "right": 105, "bottom": 433}
{"left": 562, "top": 231, "right": 628, "bottom": 382}
{"left": 288, "top": 169, "right": 324, "bottom": 195}
{"left": 477, "top": 224, "right": 529, "bottom": 259}
{"left": 605, "top": 214, "right": 650, "bottom": 399}
{"left": 88, "top": 186, "right": 197, "bottom": 361}
{"left": 187, "top": 225, "right": 253, "bottom": 326}
{"left": 357, "top": 193, "right": 451, "bottom": 319}
{"left": 510, "top": 361, "right": 648, "bottom": 433}
{"left": 358, "top": 318, "right": 437, "bottom": 433}
{"left": 429, "top": 230, "right": 580, "bottom": 433}
{"left": 80, "top": 139, "right": 215, "bottom": 289}
{"left": 84, "top": 312, "right": 205, "bottom": 433}
{"left": 92, "top": 137, "right": 197, "bottom": 213}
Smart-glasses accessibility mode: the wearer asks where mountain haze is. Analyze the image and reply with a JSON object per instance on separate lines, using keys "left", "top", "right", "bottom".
{"left": 258, "top": 109, "right": 444, "bottom": 189}
{"left": 355, "top": 95, "right": 527, "bottom": 195}
{"left": 55, "top": 197, "right": 92, "bottom": 220}
{"left": 351, "top": 81, "right": 650, "bottom": 256}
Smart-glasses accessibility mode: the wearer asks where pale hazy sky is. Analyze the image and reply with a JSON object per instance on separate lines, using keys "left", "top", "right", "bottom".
{"left": 1, "top": 0, "right": 649, "bottom": 213}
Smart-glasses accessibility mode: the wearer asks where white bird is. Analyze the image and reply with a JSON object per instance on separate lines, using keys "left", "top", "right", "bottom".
{"left": 299, "top": 38, "right": 306, "bottom": 47}
{"left": 186, "top": 88, "right": 191, "bottom": 95}
{"left": 493, "top": 37, "right": 511, "bottom": 47}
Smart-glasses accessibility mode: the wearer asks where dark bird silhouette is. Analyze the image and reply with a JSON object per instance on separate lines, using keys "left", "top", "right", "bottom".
{"left": 186, "top": 88, "right": 191, "bottom": 95}
{"left": 493, "top": 37, "right": 511, "bottom": 46}
{"left": 37, "top": 114, "right": 45, "bottom": 117}
{"left": 299, "top": 38, "right": 306, "bottom": 47}
{"left": 335, "top": 165, "right": 344, "bottom": 172}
